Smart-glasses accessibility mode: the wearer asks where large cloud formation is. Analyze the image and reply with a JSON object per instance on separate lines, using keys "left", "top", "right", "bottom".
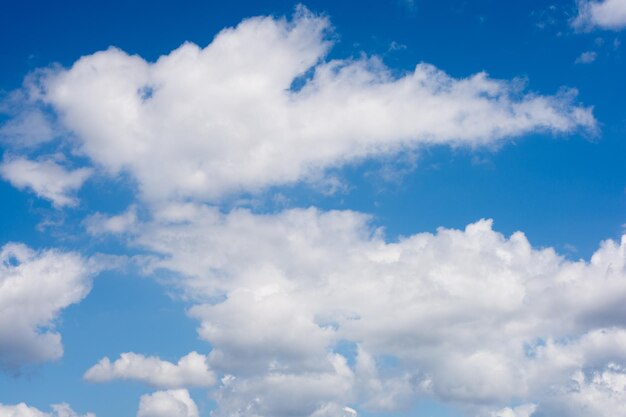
{"left": 105, "top": 204, "right": 626, "bottom": 417}
{"left": 0, "top": 243, "right": 93, "bottom": 371}
{"left": 5, "top": 7, "right": 594, "bottom": 204}
{"left": 0, "top": 6, "right": 616, "bottom": 417}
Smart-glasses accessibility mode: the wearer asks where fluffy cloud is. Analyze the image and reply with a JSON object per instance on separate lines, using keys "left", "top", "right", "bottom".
{"left": 0, "top": 243, "right": 93, "bottom": 371}
{"left": 0, "top": 402, "right": 94, "bottom": 417}
{"left": 126, "top": 204, "right": 626, "bottom": 416}
{"left": 84, "top": 351, "right": 216, "bottom": 388}
{"left": 533, "top": 364, "right": 626, "bottom": 416}
{"left": 0, "top": 6, "right": 613, "bottom": 417}
{"left": 0, "top": 157, "right": 91, "bottom": 207}
{"left": 84, "top": 206, "right": 138, "bottom": 235}
{"left": 0, "top": 110, "right": 56, "bottom": 148}
{"left": 211, "top": 354, "right": 355, "bottom": 417}
{"left": 489, "top": 404, "right": 537, "bottom": 417}
{"left": 8, "top": 7, "right": 593, "bottom": 202}
{"left": 136, "top": 390, "right": 198, "bottom": 417}
{"left": 524, "top": 330, "right": 626, "bottom": 416}
{"left": 572, "top": 0, "right": 626, "bottom": 31}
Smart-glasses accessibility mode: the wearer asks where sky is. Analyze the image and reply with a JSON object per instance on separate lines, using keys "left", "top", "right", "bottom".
{"left": 1, "top": 0, "right": 626, "bottom": 417}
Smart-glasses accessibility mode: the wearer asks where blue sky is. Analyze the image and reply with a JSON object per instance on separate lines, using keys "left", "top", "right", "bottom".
{"left": 1, "top": 1, "right": 626, "bottom": 417}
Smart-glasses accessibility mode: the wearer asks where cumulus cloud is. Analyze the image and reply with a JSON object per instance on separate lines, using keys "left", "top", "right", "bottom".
{"left": 0, "top": 6, "right": 613, "bottom": 417}
{"left": 520, "top": 330, "right": 626, "bottom": 416}
{"left": 0, "top": 243, "right": 93, "bottom": 371}
{"left": 84, "top": 351, "right": 216, "bottom": 388}
{"left": 0, "top": 402, "right": 94, "bottom": 417}
{"left": 211, "top": 354, "right": 356, "bottom": 417}
{"left": 126, "top": 204, "right": 626, "bottom": 416}
{"left": 573, "top": 0, "right": 626, "bottom": 31}
{"left": 136, "top": 389, "right": 198, "bottom": 417}
{"left": 533, "top": 364, "right": 626, "bottom": 416}
{"left": 0, "top": 156, "right": 91, "bottom": 207}
{"left": 4, "top": 7, "right": 593, "bottom": 202}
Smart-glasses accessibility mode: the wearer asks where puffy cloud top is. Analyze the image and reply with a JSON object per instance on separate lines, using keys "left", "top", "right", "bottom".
{"left": 0, "top": 6, "right": 617, "bottom": 417}
{"left": 0, "top": 402, "right": 94, "bottom": 417}
{"left": 136, "top": 390, "right": 198, "bottom": 417}
{"left": 0, "top": 243, "right": 93, "bottom": 371}
{"left": 84, "top": 351, "right": 216, "bottom": 389}
{"left": 15, "top": 7, "right": 594, "bottom": 203}
{"left": 129, "top": 205, "right": 626, "bottom": 416}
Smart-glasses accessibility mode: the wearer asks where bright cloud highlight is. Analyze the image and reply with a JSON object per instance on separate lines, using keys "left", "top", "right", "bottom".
{"left": 0, "top": 403, "right": 94, "bottom": 417}
{"left": 0, "top": 243, "right": 93, "bottom": 371}
{"left": 8, "top": 7, "right": 594, "bottom": 202}
{"left": 84, "top": 351, "right": 215, "bottom": 388}
{"left": 127, "top": 205, "right": 626, "bottom": 417}
{"left": 0, "top": 5, "right": 622, "bottom": 417}
{"left": 136, "top": 390, "right": 199, "bottom": 417}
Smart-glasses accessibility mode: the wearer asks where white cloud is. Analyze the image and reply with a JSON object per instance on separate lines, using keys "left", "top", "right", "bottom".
{"left": 0, "top": 110, "right": 56, "bottom": 148}
{"left": 575, "top": 50, "right": 598, "bottom": 63}
{"left": 0, "top": 6, "right": 613, "bottom": 417}
{"left": 0, "top": 79, "right": 59, "bottom": 148}
{"left": 534, "top": 364, "right": 626, "bottom": 416}
{"left": 573, "top": 0, "right": 626, "bottom": 31}
{"left": 128, "top": 204, "right": 626, "bottom": 416}
{"left": 84, "top": 351, "right": 216, "bottom": 388}
{"left": 341, "top": 407, "right": 358, "bottom": 417}
{"left": 211, "top": 354, "right": 355, "bottom": 417}
{"left": 0, "top": 402, "right": 95, "bottom": 417}
{"left": 10, "top": 7, "right": 593, "bottom": 203}
{"left": 489, "top": 404, "right": 537, "bottom": 417}
{"left": 0, "top": 156, "right": 91, "bottom": 207}
{"left": 136, "top": 390, "right": 198, "bottom": 417}
{"left": 84, "top": 206, "right": 138, "bottom": 235}
{"left": 0, "top": 243, "right": 93, "bottom": 371}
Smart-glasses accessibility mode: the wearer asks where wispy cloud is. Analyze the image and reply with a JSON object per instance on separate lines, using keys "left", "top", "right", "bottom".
{"left": 576, "top": 50, "right": 598, "bottom": 63}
